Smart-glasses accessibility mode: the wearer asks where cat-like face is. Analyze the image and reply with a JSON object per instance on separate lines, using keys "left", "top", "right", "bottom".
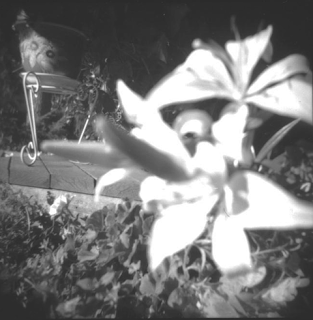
{"left": 19, "top": 29, "right": 68, "bottom": 75}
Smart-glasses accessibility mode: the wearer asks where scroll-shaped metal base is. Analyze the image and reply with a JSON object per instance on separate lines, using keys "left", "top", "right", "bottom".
{"left": 20, "top": 142, "right": 40, "bottom": 166}
{"left": 19, "top": 72, "right": 81, "bottom": 166}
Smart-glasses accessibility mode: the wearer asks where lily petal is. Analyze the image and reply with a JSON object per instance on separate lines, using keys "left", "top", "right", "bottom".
{"left": 40, "top": 140, "right": 135, "bottom": 169}
{"left": 94, "top": 168, "right": 129, "bottom": 202}
{"left": 116, "top": 82, "right": 194, "bottom": 168}
{"left": 145, "top": 49, "right": 236, "bottom": 109}
{"left": 212, "top": 212, "right": 252, "bottom": 276}
{"left": 140, "top": 171, "right": 219, "bottom": 214}
{"left": 192, "top": 141, "right": 227, "bottom": 190}
{"left": 248, "top": 54, "right": 311, "bottom": 95}
{"left": 117, "top": 80, "right": 159, "bottom": 127}
{"left": 225, "top": 25, "right": 273, "bottom": 93}
{"left": 148, "top": 196, "right": 218, "bottom": 271}
{"left": 225, "top": 170, "right": 313, "bottom": 229}
{"left": 192, "top": 39, "right": 234, "bottom": 75}
{"left": 245, "top": 74, "right": 312, "bottom": 124}
{"left": 96, "top": 117, "right": 194, "bottom": 182}
{"left": 211, "top": 103, "right": 252, "bottom": 163}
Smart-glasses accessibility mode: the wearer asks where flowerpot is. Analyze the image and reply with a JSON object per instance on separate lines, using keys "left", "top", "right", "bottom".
{"left": 13, "top": 20, "right": 88, "bottom": 79}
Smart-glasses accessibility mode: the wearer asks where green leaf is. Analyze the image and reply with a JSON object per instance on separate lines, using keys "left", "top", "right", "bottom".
{"left": 84, "top": 229, "right": 97, "bottom": 242}
{"left": 107, "top": 225, "right": 119, "bottom": 241}
{"left": 201, "top": 289, "right": 239, "bottom": 317}
{"left": 63, "top": 235, "right": 75, "bottom": 252}
{"left": 56, "top": 297, "right": 80, "bottom": 317}
{"left": 260, "top": 153, "right": 285, "bottom": 173}
{"left": 105, "top": 210, "right": 116, "bottom": 228}
{"left": 120, "top": 231, "right": 130, "bottom": 249}
{"left": 220, "top": 266, "right": 266, "bottom": 294}
{"left": 167, "top": 287, "right": 184, "bottom": 308}
{"left": 261, "top": 277, "right": 310, "bottom": 306}
{"left": 116, "top": 203, "right": 129, "bottom": 224}
{"left": 255, "top": 119, "right": 300, "bottom": 163}
{"left": 142, "top": 215, "right": 154, "bottom": 235}
{"left": 77, "top": 249, "right": 99, "bottom": 263}
{"left": 139, "top": 274, "right": 155, "bottom": 295}
{"left": 99, "top": 271, "right": 115, "bottom": 286}
{"left": 86, "top": 209, "right": 106, "bottom": 232}
{"left": 97, "top": 249, "right": 123, "bottom": 265}
{"left": 76, "top": 278, "right": 95, "bottom": 291}
{"left": 286, "top": 252, "right": 300, "bottom": 274}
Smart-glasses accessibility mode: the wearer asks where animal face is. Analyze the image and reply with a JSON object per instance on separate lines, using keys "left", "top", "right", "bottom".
{"left": 19, "top": 29, "right": 68, "bottom": 75}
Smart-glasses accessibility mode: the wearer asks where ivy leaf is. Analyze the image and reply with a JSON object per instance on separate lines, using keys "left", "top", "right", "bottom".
{"left": 286, "top": 252, "right": 300, "bottom": 274}
{"left": 120, "top": 230, "right": 130, "bottom": 249}
{"left": 201, "top": 289, "right": 239, "bottom": 318}
{"left": 105, "top": 211, "right": 116, "bottom": 228}
{"left": 86, "top": 209, "right": 106, "bottom": 232}
{"left": 167, "top": 287, "right": 184, "bottom": 308}
{"left": 142, "top": 215, "right": 154, "bottom": 235}
{"left": 261, "top": 153, "right": 285, "bottom": 173}
{"left": 84, "top": 229, "right": 97, "bottom": 242}
{"left": 218, "top": 266, "right": 267, "bottom": 316}
{"left": 63, "top": 235, "right": 75, "bottom": 252}
{"left": 76, "top": 278, "right": 95, "bottom": 291}
{"left": 56, "top": 297, "right": 80, "bottom": 317}
{"left": 139, "top": 274, "right": 156, "bottom": 295}
{"left": 128, "top": 260, "right": 141, "bottom": 274}
{"left": 116, "top": 203, "right": 129, "bottom": 224}
{"left": 261, "top": 277, "right": 310, "bottom": 306}
{"left": 123, "top": 205, "right": 141, "bottom": 225}
{"left": 77, "top": 249, "right": 99, "bottom": 263}
{"left": 97, "top": 249, "right": 123, "bottom": 265}
{"left": 99, "top": 271, "right": 115, "bottom": 286}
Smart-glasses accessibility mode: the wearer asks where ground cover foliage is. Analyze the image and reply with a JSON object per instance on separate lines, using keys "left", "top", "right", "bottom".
{"left": 1, "top": 139, "right": 313, "bottom": 318}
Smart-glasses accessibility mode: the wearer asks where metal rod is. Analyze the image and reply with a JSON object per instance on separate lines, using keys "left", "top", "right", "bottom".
{"left": 20, "top": 72, "right": 40, "bottom": 165}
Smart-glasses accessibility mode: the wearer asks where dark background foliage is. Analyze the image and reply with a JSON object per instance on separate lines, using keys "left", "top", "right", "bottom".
{"left": 0, "top": 0, "right": 312, "bottom": 149}
{"left": 1, "top": 1, "right": 311, "bottom": 62}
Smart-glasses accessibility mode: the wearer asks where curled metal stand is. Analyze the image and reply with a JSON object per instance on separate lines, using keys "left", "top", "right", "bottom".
{"left": 20, "top": 72, "right": 41, "bottom": 166}
{"left": 19, "top": 72, "right": 81, "bottom": 166}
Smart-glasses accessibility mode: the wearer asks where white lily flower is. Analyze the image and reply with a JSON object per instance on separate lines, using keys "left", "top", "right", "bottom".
{"left": 40, "top": 26, "right": 313, "bottom": 278}
{"left": 142, "top": 25, "right": 312, "bottom": 163}
{"left": 41, "top": 81, "right": 313, "bottom": 277}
